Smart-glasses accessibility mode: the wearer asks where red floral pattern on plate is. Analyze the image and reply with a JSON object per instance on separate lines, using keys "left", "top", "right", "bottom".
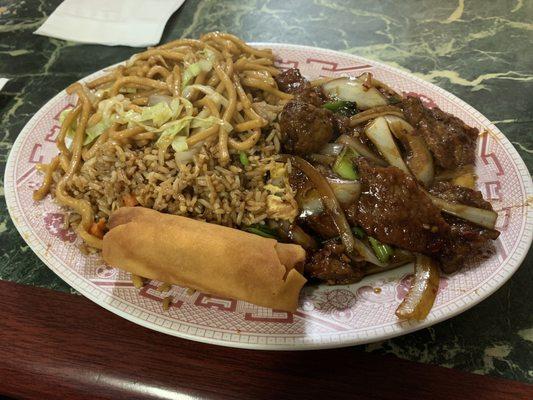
{"left": 395, "top": 274, "right": 449, "bottom": 301}
{"left": 43, "top": 213, "right": 76, "bottom": 243}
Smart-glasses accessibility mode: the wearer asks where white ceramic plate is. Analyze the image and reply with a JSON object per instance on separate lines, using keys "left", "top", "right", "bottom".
{"left": 5, "top": 43, "right": 532, "bottom": 349}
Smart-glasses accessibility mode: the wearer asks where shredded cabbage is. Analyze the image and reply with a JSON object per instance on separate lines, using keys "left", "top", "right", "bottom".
{"left": 191, "top": 115, "right": 232, "bottom": 132}
{"left": 155, "top": 117, "right": 193, "bottom": 151}
{"left": 171, "top": 136, "right": 188, "bottom": 152}
{"left": 156, "top": 115, "right": 231, "bottom": 152}
{"left": 181, "top": 97, "right": 194, "bottom": 117}
{"left": 140, "top": 102, "right": 174, "bottom": 127}
{"left": 181, "top": 50, "right": 216, "bottom": 89}
{"left": 182, "top": 59, "right": 212, "bottom": 88}
{"left": 77, "top": 96, "right": 126, "bottom": 145}
{"left": 68, "top": 93, "right": 231, "bottom": 150}
{"left": 84, "top": 120, "right": 109, "bottom": 145}
{"left": 123, "top": 99, "right": 180, "bottom": 127}
{"left": 198, "top": 49, "right": 217, "bottom": 64}
{"left": 182, "top": 84, "right": 228, "bottom": 107}
{"left": 96, "top": 95, "right": 126, "bottom": 120}
{"left": 117, "top": 98, "right": 182, "bottom": 132}
{"left": 59, "top": 108, "right": 76, "bottom": 138}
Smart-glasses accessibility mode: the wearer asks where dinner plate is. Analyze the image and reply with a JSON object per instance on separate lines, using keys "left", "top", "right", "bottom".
{"left": 5, "top": 43, "right": 532, "bottom": 350}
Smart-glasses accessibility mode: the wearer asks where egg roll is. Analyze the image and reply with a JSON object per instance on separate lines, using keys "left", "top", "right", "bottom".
{"left": 102, "top": 207, "right": 307, "bottom": 312}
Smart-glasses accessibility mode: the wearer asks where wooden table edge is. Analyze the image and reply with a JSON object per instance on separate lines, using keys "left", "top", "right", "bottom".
{"left": 0, "top": 280, "right": 531, "bottom": 400}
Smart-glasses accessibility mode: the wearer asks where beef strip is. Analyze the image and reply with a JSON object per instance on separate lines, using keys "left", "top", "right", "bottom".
{"left": 430, "top": 182, "right": 500, "bottom": 273}
{"left": 279, "top": 99, "right": 334, "bottom": 155}
{"left": 347, "top": 159, "right": 449, "bottom": 254}
{"left": 305, "top": 241, "right": 366, "bottom": 285}
{"left": 437, "top": 216, "right": 498, "bottom": 273}
{"left": 401, "top": 96, "right": 478, "bottom": 170}
{"left": 429, "top": 182, "right": 492, "bottom": 210}
{"left": 303, "top": 213, "right": 338, "bottom": 239}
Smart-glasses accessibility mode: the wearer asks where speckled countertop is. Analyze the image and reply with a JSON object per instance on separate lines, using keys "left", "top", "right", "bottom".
{"left": 0, "top": 0, "right": 531, "bottom": 383}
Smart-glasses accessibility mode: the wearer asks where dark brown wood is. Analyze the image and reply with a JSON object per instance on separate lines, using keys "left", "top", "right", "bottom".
{"left": 0, "top": 280, "right": 530, "bottom": 400}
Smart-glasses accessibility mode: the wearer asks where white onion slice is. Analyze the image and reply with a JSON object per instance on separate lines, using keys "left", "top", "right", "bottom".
{"left": 322, "top": 77, "right": 388, "bottom": 110}
{"left": 385, "top": 115, "right": 434, "bottom": 186}
{"left": 429, "top": 195, "right": 498, "bottom": 229}
{"left": 336, "top": 134, "right": 387, "bottom": 166}
{"left": 365, "top": 117, "right": 410, "bottom": 174}
{"left": 327, "top": 178, "right": 362, "bottom": 207}
{"left": 395, "top": 254, "right": 440, "bottom": 321}
{"left": 298, "top": 178, "right": 361, "bottom": 218}
{"left": 319, "top": 142, "right": 344, "bottom": 157}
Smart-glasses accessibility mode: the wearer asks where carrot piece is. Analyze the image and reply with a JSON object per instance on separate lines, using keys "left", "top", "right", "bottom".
{"left": 123, "top": 193, "right": 138, "bottom": 207}
{"left": 89, "top": 219, "right": 107, "bottom": 239}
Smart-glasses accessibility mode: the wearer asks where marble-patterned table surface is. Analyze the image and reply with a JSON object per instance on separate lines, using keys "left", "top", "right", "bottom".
{"left": 0, "top": 0, "right": 531, "bottom": 382}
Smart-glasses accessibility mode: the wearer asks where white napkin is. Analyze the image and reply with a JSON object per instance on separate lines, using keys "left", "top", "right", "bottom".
{"left": 0, "top": 78, "right": 8, "bottom": 91}
{"left": 34, "top": 0, "right": 186, "bottom": 47}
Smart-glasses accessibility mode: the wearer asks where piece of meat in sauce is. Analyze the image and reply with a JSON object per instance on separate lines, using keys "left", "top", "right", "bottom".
{"left": 303, "top": 213, "right": 338, "bottom": 239}
{"left": 276, "top": 68, "right": 360, "bottom": 137}
{"left": 347, "top": 159, "right": 449, "bottom": 254}
{"left": 276, "top": 68, "right": 308, "bottom": 94}
{"left": 279, "top": 99, "right": 334, "bottom": 155}
{"left": 429, "top": 182, "right": 499, "bottom": 273}
{"left": 305, "top": 241, "right": 366, "bottom": 285}
{"left": 333, "top": 113, "right": 361, "bottom": 138}
{"left": 401, "top": 96, "right": 478, "bottom": 170}
{"left": 275, "top": 68, "right": 326, "bottom": 106}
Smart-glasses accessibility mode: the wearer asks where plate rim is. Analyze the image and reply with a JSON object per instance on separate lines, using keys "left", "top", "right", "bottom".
{"left": 4, "top": 42, "right": 533, "bottom": 350}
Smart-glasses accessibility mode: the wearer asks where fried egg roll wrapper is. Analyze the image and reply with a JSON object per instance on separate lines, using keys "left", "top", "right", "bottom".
{"left": 103, "top": 207, "right": 307, "bottom": 312}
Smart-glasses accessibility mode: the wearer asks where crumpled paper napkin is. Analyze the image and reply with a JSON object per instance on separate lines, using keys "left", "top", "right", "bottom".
{"left": 34, "top": 0, "right": 186, "bottom": 47}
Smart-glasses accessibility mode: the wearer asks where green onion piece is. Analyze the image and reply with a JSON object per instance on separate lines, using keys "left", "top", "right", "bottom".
{"left": 368, "top": 236, "right": 394, "bottom": 264}
{"left": 333, "top": 147, "right": 359, "bottom": 180}
{"left": 388, "top": 96, "right": 402, "bottom": 105}
{"left": 244, "top": 225, "right": 277, "bottom": 239}
{"left": 239, "top": 151, "right": 250, "bottom": 166}
{"left": 323, "top": 100, "right": 350, "bottom": 111}
{"left": 323, "top": 100, "right": 358, "bottom": 116}
{"left": 352, "top": 226, "right": 366, "bottom": 239}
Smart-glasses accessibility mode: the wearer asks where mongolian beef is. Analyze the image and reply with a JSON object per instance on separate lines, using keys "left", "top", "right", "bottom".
{"left": 34, "top": 34, "right": 499, "bottom": 318}
{"left": 274, "top": 68, "right": 499, "bottom": 317}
